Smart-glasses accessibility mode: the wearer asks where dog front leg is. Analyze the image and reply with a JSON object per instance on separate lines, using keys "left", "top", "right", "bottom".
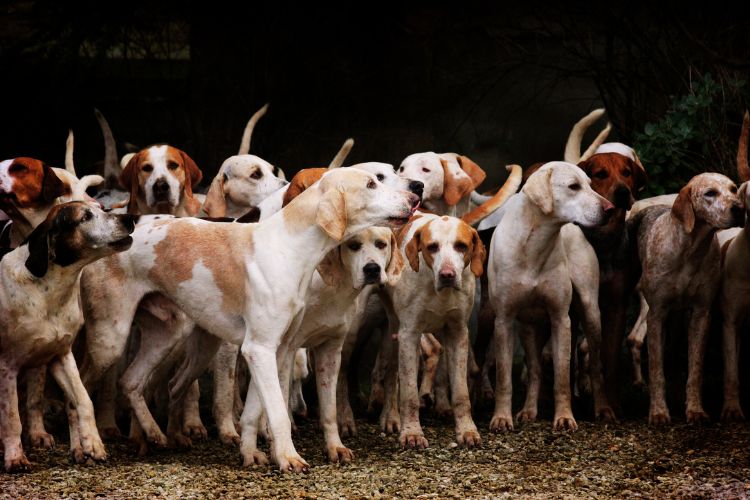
{"left": 490, "top": 315, "right": 515, "bottom": 432}
{"left": 313, "top": 338, "right": 354, "bottom": 463}
{"left": 721, "top": 306, "right": 745, "bottom": 421}
{"left": 685, "top": 307, "right": 710, "bottom": 424}
{"left": 96, "top": 365, "right": 122, "bottom": 440}
{"left": 213, "top": 341, "right": 241, "bottom": 445}
{"left": 578, "top": 290, "right": 615, "bottom": 422}
{"left": 48, "top": 351, "right": 107, "bottom": 464}
{"left": 444, "top": 323, "right": 480, "bottom": 448}
{"left": 646, "top": 305, "right": 670, "bottom": 424}
{"left": 398, "top": 327, "right": 427, "bottom": 449}
{"left": 549, "top": 312, "right": 577, "bottom": 431}
{"left": 337, "top": 329, "right": 357, "bottom": 437}
{"left": 25, "top": 366, "right": 55, "bottom": 449}
{"left": 517, "top": 324, "right": 543, "bottom": 424}
{"left": 0, "top": 361, "right": 29, "bottom": 472}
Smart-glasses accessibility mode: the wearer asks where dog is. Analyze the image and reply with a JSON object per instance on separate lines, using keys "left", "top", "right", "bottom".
{"left": 77, "top": 168, "right": 419, "bottom": 472}
{"left": 631, "top": 172, "right": 742, "bottom": 424}
{"left": 0, "top": 202, "right": 135, "bottom": 472}
{"left": 488, "top": 162, "right": 614, "bottom": 431}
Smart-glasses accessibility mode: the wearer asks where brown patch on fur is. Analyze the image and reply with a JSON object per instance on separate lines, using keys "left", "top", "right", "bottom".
{"left": 671, "top": 183, "right": 695, "bottom": 233}
{"left": 405, "top": 220, "right": 435, "bottom": 272}
{"left": 455, "top": 221, "right": 486, "bottom": 277}
{"left": 396, "top": 214, "right": 423, "bottom": 247}
{"left": 0, "top": 158, "right": 68, "bottom": 211}
{"left": 282, "top": 168, "right": 327, "bottom": 207}
{"left": 456, "top": 156, "right": 486, "bottom": 189}
{"left": 578, "top": 152, "right": 647, "bottom": 205}
{"left": 440, "top": 159, "right": 474, "bottom": 206}
{"left": 149, "top": 221, "right": 251, "bottom": 313}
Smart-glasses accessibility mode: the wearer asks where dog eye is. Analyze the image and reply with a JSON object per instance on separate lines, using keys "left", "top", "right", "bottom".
{"left": 568, "top": 183, "right": 581, "bottom": 191}
{"left": 376, "top": 174, "right": 385, "bottom": 181}
{"left": 399, "top": 166, "right": 405, "bottom": 172}
{"left": 422, "top": 168, "right": 431, "bottom": 173}
{"left": 375, "top": 240, "right": 387, "bottom": 250}
{"left": 348, "top": 242, "right": 362, "bottom": 251}
{"left": 142, "top": 164, "right": 154, "bottom": 173}
{"left": 730, "top": 185, "right": 738, "bottom": 194}
{"left": 594, "top": 171, "right": 608, "bottom": 179}
{"left": 704, "top": 190, "right": 717, "bottom": 198}
{"left": 454, "top": 242, "right": 468, "bottom": 252}
{"left": 167, "top": 161, "right": 179, "bottom": 170}
{"left": 426, "top": 243, "right": 439, "bottom": 253}
{"left": 622, "top": 169, "right": 631, "bottom": 177}
{"left": 367, "top": 179, "right": 377, "bottom": 189}
{"left": 82, "top": 211, "right": 92, "bottom": 222}
{"left": 251, "top": 170, "right": 263, "bottom": 179}
{"left": 8, "top": 163, "right": 27, "bottom": 173}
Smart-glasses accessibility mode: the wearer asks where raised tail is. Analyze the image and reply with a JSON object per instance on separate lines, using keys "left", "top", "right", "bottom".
{"left": 328, "top": 138, "right": 354, "bottom": 169}
{"left": 564, "top": 108, "right": 606, "bottom": 163}
{"left": 238, "top": 103, "right": 269, "bottom": 155}
{"left": 461, "top": 164, "right": 522, "bottom": 226}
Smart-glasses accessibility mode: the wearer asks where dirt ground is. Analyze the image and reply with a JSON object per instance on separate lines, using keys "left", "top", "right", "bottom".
{"left": 2, "top": 416, "right": 749, "bottom": 499}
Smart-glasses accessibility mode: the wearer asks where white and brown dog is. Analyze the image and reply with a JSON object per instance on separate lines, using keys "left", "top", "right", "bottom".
{"left": 0, "top": 202, "right": 135, "bottom": 472}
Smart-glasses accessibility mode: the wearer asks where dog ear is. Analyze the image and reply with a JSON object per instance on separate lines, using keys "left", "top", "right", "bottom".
{"left": 179, "top": 151, "right": 203, "bottom": 192}
{"left": 404, "top": 226, "right": 422, "bottom": 272}
{"left": 671, "top": 183, "right": 695, "bottom": 233}
{"left": 283, "top": 168, "right": 326, "bottom": 207}
{"left": 24, "top": 219, "right": 52, "bottom": 277}
{"left": 456, "top": 155, "right": 486, "bottom": 190}
{"left": 386, "top": 230, "right": 405, "bottom": 286}
{"left": 469, "top": 227, "right": 486, "bottom": 277}
{"left": 203, "top": 172, "right": 227, "bottom": 217}
{"left": 119, "top": 152, "right": 142, "bottom": 214}
{"left": 522, "top": 167, "right": 554, "bottom": 214}
{"left": 316, "top": 185, "right": 347, "bottom": 241}
{"left": 316, "top": 247, "right": 344, "bottom": 287}
{"left": 41, "top": 164, "right": 68, "bottom": 203}
{"left": 630, "top": 153, "right": 649, "bottom": 192}
{"left": 440, "top": 158, "right": 474, "bottom": 206}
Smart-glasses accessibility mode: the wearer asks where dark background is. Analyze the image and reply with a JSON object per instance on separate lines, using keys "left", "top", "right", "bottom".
{"left": 2, "top": 2, "right": 748, "bottom": 190}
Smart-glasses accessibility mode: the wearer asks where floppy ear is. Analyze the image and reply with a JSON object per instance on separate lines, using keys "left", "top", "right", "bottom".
{"left": 41, "top": 165, "right": 67, "bottom": 203}
{"left": 203, "top": 172, "right": 227, "bottom": 217}
{"left": 316, "top": 247, "right": 344, "bottom": 287}
{"left": 283, "top": 168, "right": 326, "bottom": 207}
{"left": 440, "top": 158, "right": 474, "bottom": 206}
{"left": 24, "top": 220, "right": 52, "bottom": 277}
{"left": 630, "top": 153, "right": 648, "bottom": 192}
{"left": 404, "top": 227, "right": 422, "bottom": 272}
{"left": 386, "top": 230, "right": 405, "bottom": 285}
{"left": 283, "top": 176, "right": 307, "bottom": 207}
{"left": 522, "top": 167, "right": 554, "bottom": 215}
{"left": 469, "top": 227, "right": 486, "bottom": 277}
{"left": 179, "top": 151, "right": 203, "bottom": 194}
{"left": 316, "top": 186, "right": 347, "bottom": 241}
{"left": 577, "top": 158, "right": 593, "bottom": 176}
{"left": 671, "top": 183, "right": 695, "bottom": 233}
{"left": 119, "top": 153, "right": 142, "bottom": 214}
{"left": 739, "top": 182, "right": 750, "bottom": 213}
{"left": 456, "top": 156, "right": 486, "bottom": 190}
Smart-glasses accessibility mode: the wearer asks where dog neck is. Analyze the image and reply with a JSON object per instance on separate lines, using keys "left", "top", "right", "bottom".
{"left": 501, "top": 194, "right": 567, "bottom": 271}
{"left": 666, "top": 215, "right": 718, "bottom": 261}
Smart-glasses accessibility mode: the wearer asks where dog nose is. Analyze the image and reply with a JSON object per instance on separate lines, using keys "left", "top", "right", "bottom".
{"left": 602, "top": 199, "right": 615, "bottom": 214}
{"left": 438, "top": 269, "right": 456, "bottom": 284}
{"left": 408, "top": 181, "right": 424, "bottom": 200}
{"left": 363, "top": 262, "right": 381, "bottom": 283}
{"left": 614, "top": 185, "right": 631, "bottom": 209}
{"left": 153, "top": 179, "right": 170, "bottom": 199}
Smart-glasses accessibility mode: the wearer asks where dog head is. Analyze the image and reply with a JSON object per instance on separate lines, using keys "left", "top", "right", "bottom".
{"left": 398, "top": 152, "right": 485, "bottom": 206}
{"left": 0, "top": 158, "right": 68, "bottom": 216}
{"left": 317, "top": 226, "right": 404, "bottom": 289}
{"left": 119, "top": 145, "right": 203, "bottom": 215}
{"left": 351, "top": 162, "right": 424, "bottom": 200}
{"left": 672, "top": 173, "right": 742, "bottom": 233}
{"left": 203, "top": 155, "right": 287, "bottom": 217}
{"left": 23, "top": 201, "right": 136, "bottom": 278}
{"left": 522, "top": 162, "right": 614, "bottom": 227}
{"left": 578, "top": 152, "right": 647, "bottom": 210}
{"left": 404, "top": 215, "right": 485, "bottom": 292}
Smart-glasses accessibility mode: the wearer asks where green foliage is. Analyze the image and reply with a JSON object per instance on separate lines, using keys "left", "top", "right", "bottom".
{"left": 634, "top": 74, "right": 747, "bottom": 195}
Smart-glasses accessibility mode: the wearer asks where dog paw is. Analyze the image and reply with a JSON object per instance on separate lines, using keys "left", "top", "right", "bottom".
{"left": 457, "top": 430, "right": 481, "bottom": 448}
{"left": 516, "top": 409, "right": 537, "bottom": 424}
{"left": 99, "top": 426, "right": 123, "bottom": 442}
{"left": 400, "top": 430, "right": 428, "bottom": 450}
{"left": 489, "top": 415, "right": 514, "bottom": 432}
{"left": 686, "top": 409, "right": 710, "bottom": 425}
{"left": 553, "top": 415, "right": 578, "bottom": 431}
{"left": 721, "top": 405, "right": 745, "bottom": 422}
{"left": 327, "top": 446, "right": 354, "bottom": 464}
{"left": 168, "top": 432, "right": 193, "bottom": 449}
{"left": 183, "top": 423, "right": 208, "bottom": 441}
{"left": 219, "top": 430, "right": 241, "bottom": 447}
{"left": 338, "top": 419, "right": 357, "bottom": 438}
{"left": 5, "top": 453, "right": 31, "bottom": 473}
{"left": 278, "top": 454, "right": 310, "bottom": 474}
{"left": 380, "top": 410, "right": 400, "bottom": 434}
{"left": 241, "top": 450, "right": 270, "bottom": 468}
{"left": 649, "top": 409, "right": 671, "bottom": 425}
{"left": 29, "top": 431, "right": 55, "bottom": 449}
{"left": 596, "top": 406, "right": 617, "bottom": 423}
{"left": 80, "top": 434, "right": 107, "bottom": 462}
{"left": 144, "top": 427, "right": 169, "bottom": 449}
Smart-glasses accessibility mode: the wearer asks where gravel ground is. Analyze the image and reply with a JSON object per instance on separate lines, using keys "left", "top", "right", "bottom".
{"left": 2, "top": 417, "right": 749, "bottom": 499}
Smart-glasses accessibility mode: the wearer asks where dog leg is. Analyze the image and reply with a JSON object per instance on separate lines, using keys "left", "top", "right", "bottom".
{"left": 314, "top": 338, "right": 354, "bottom": 463}
{"left": 418, "top": 333, "right": 442, "bottom": 409}
{"left": 0, "top": 362, "right": 29, "bottom": 472}
{"left": 577, "top": 288, "right": 615, "bottom": 422}
{"left": 96, "top": 365, "right": 122, "bottom": 440}
{"left": 378, "top": 335, "right": 400, "bottom": 434}
{"left": 685, "top": 308, "right": 710, "bottom": 424}
{"left": 433, "top": 347, "right": 452, "bottom": 419}
{"left": 646, "top": 305, "right": 670, "bottom": 424}
{"left": 368, "top": 332, "right": 387, "bottom": 415}
{"left": 550, "top": 313, "right": 577, "bottom": 431}
{"left": 25, "top": 366, "right": 55, "bottom": 449}
{"left": 213, "top": 341, "right": 241, "bottom": 445}
{"left": 337, "top": 330, "right": 357, "bottom": 437}
{"left": 721, "top": 308, "right": 745, "bottom": 421}
{"left": 490, "top": 315, "right": 515, "bottom": 432}
{"left": 444, "top": 322, "right": 480, "bottom": 448}
{"left": 182, "top": 380, "right": 207, "bottom": 440}
{"left": 517, "top": 324, "right": 542, "bottom": 424}
{"left": 627, "top": 290, "right": 649, "bottom": 389}
{"left": 239, "top": 379, "right": 269, "bottom": 467}
{"left": 397, "top": 327, "right": 428, "bottom": 449}
{"left": 49, "top": 351, "right": 107, "bottom": 464}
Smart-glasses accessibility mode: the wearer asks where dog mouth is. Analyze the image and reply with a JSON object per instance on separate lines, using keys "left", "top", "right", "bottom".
{"left": 108, "top": 235, "right": 133, "bottom": 250}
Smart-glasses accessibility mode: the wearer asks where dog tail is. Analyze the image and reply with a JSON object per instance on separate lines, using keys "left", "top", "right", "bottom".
{"left": 65, "top": 129, "right": 76, "bottom": 175}
{"left": 738, "top": 110, "right": 750, "bottom": 182}
{"left": 461, "top": 164, "right": 522, "bottom": 226}
{"left": 564, "top": 108, "right": 607, "bottom": 163}
{"left": 95, "top": 108, "right": 121, "bottom": 184}
{"left": 328, "top": 138, "right": 354, "bottom": 169}
{"left": 238, "top": 103, "right": 269, "bottom": 155}
{"left": 579, "top": 122, "right": 612, "bottom": 162}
